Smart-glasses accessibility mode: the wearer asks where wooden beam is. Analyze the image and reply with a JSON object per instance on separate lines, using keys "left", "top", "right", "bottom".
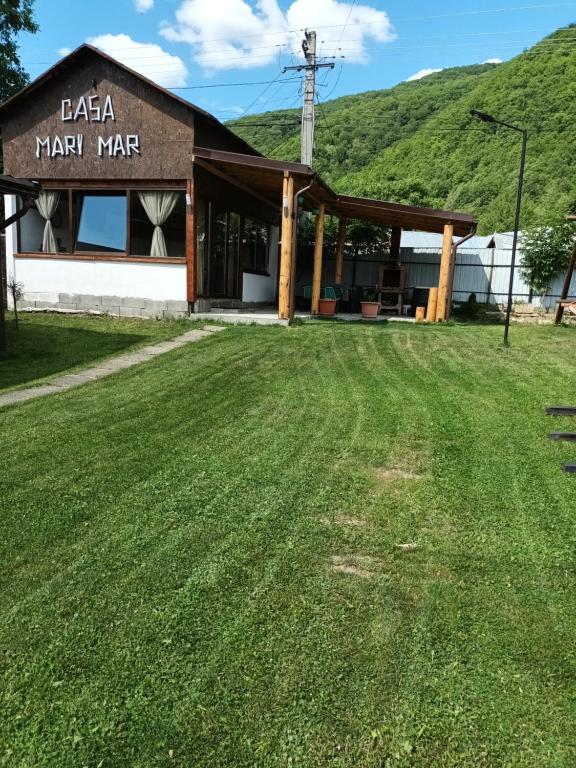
{"left": 390, "top": 226, "right": 402, "bottom": 260}
{"left": 311, "top": 203, "right": 326, "bottom": 316}
{"left": 555, "top": 240, "right": 576, "bottom": 324}
{"left": 186, "top": 174, "right": 197, "bottom": 306}
{"left": 435, "top": 223, "right": 454, "bottom": 321}
{"left": 193, "top": 156, "right": 280, "bottom": 211}
{"left": 335, "top": 218, "right": 346, "bottom": 284}
{"left": 278, "top": 173, "right": 295, "bottom": 320}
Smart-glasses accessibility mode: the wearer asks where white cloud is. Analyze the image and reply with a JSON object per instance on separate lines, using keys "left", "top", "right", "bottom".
{"left": 160, "top": 0, "right": 395, "bottom": 72}
{"left": 483, "top": 58, "right": 502, "bottom": 64}
{"left": 58, "top": 47, "right": 72, "bottom": 57}
{"left": 134, "top": 0, "right": 154, "bottom": 11}
{"left": 88, "top": 33, "right": 188, "bottom": 87}
{"left": 406, "top": 68, "right": 442, "bottom": 82}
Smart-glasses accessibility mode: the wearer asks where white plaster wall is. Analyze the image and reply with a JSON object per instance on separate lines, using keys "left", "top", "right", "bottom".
{"left": 241, "top": 225, "right": 279, "bottom": 304}
{"left": 15, "top": 258, "right": 187, "bottom": 303}
{"left": 242, "top": 272, "right": 275, "bottom": 303}
{"left": 4, "top": 195, "right": 186, "bottom": 304}
{"left": 4, "top": 195, "right": 17, "bottom": 307}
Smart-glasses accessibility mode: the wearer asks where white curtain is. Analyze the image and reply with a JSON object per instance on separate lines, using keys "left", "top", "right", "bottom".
{"left": 138, "top": 191, "right": 179, "bottom": 258}
{"left": 36, "top": 191, "right": 60, "bottom": 253}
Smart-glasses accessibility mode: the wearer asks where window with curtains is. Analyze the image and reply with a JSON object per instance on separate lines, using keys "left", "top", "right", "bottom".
{"left": 18, "top": 191, "right": 70, "bottom": 253}
{"left": 130, "top": 191, "right": 186, "bottom": 258}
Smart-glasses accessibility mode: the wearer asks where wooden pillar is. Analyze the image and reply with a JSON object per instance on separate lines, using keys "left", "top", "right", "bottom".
{"left": 426, "top": 287, "right": 438, "bottom": 322}
{"left": 335, "top": 218, "right": 346, "bottom": 284}
{"left": 311, "top": 203, "right": 326, "bottom": 316}
{"left": 278, "top": 173, "right": 295, "bottom": 320}
{"left": 390, "top": 226, "right": 402, "bottom": 260}
{"left": 445, "top": 243, "right": 458, "bottom": 321}
{"left": 186, "top": 173, "right": 197, "bottom": 307}
{"left": 555, "top": 241, "right": 576, "bottom": 324}
{"left": 435, "top": 223, "right": 454, "bottom": 322}
{"left": 0, "top": 294, "right": 5, "bottom": 356}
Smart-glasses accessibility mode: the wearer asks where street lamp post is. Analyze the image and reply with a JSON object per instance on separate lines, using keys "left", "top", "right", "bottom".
{"left": 470, "top": 110, "right": 528, "bottom": 347}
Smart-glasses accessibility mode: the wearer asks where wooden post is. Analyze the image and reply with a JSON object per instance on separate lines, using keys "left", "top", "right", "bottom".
{"left": 435, "top": 223, "right": 454, "bottom": 322}
{"left": 311, "top": 203, "right": 326, "bottom": 316}
{"left": 186, "top": 173, "right": 197, "bottom": 307}
{"left": 487, "top": 243, "right": 495, "bottom": 304}
{"left": 335, "top": 218, "right": 346, "bottom": 284}
{"left": 0, "top": 292, "right": 6, "bottom": 356}
{"left": 278, "top": 173, "right": 295, "bottom": 320}
{"left": 426, "top": 287, "right": 438, "bottom": 322}
{"left": 390, "top": 226, "right": 402, "bottom": 260}
{"left": 555, "top": 241, "right": 576, "bottom": 324}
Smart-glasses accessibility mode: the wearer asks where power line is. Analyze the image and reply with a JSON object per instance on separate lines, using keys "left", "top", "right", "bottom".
{"left": 23, "top": 4, "right": 575, "bottom": 63}
{"left": 21, "top": 26, "right": 574, "bottom": 61}
{"left": 165, "top": 77, "right": 301, "bottom": 91}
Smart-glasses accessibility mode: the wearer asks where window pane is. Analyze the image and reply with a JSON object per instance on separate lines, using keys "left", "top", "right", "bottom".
{"left": 227, "top": 212, "right": 240, "bottom": 297}
{"left": 210, "top": 211, "right": 227, "bottom": 295}
{"left": 129, "top": 192, "right": 186, "bottom": 258}
{"left": 19, "top": 194, "right": 69, "bottom": 253}
{"left": 242, "top": 218, "right": 257, "bottom": 270}
{"left": 257, "top": 223, "right": 269, "bottom": 272}
{"left": 196, "top": 198, "right": 206, "bottom": 295}
{"left": 76, "top": 194, "right": 126, "bottom": 253}
{"left": 242, "top": 218, "right": 269, "bottom": 273}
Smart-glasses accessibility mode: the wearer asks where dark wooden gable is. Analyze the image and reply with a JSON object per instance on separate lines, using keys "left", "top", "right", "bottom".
{"left": 0, "top": 46, "right": 257, "bottom": 181}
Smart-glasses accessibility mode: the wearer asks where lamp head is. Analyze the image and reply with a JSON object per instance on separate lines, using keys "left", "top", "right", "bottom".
{"left": 470, "top": 109, "right": 496, "bottom": 123}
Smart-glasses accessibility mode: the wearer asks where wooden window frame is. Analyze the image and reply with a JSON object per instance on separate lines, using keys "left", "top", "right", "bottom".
{"left": 15, "top": 182, "right": 187, "bottom": 265}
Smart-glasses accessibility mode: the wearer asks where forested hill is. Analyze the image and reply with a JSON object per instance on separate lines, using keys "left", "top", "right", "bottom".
{"left": 229, "top": 26, "right": 576, "bottom": 233}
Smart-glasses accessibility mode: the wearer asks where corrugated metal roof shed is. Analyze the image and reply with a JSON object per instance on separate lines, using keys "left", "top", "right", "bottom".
{"left": 400, "top": 232, "right": 495, "bottom": 250}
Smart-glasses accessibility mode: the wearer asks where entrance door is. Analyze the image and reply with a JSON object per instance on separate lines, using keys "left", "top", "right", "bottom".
{"left": 208, "top": 209, "right": 240, "bottom": 299}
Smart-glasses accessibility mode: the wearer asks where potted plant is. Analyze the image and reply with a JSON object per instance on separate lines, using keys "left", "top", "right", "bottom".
{"left": 318, "top": 288, "right": 337, "bottom": 317}
{"left": 361, "top": 289, "right": 380, "bottom": 319}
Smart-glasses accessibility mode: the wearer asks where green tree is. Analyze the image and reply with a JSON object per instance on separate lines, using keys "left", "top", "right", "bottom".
{"left": 0, "top": 0, "right": 38, "bottom": 105}
{"left": 520, "top": 221, "right": 575, "bottom": 297}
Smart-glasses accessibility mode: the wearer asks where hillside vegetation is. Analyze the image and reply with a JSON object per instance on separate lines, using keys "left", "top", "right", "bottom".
{"left": 230, "top": 27, "right": 576, "bottom": 233}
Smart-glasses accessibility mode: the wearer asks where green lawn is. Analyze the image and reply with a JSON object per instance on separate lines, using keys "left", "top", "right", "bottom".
{"left": 2, "top": 320, "right": 576, "bottom": 767}
{"left": 0, "top": 312, "right": 189, "bottom": 391}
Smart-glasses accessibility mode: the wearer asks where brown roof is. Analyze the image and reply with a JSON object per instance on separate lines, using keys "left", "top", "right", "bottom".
{"left": 192, "top": 146, "right": 477, "bottom": 236}
{"left": 0, "top": 44, "right": 260, "bottom": 158}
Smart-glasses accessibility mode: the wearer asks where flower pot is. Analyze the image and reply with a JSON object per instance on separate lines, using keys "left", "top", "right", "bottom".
{"left": 361, "top": 301, "right": 380, "bottom": 319}
{"left": 318, "top": 298, "right": 337, "bottom": 317}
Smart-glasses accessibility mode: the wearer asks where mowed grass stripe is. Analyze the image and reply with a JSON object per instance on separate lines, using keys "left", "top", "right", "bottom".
{"left": 2, "top": 322, "right": 576, "bottom": 766}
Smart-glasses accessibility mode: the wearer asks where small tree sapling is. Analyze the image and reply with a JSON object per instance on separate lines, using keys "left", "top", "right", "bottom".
{"left": 7, "top": 276, "right": 24, "bottom": 329}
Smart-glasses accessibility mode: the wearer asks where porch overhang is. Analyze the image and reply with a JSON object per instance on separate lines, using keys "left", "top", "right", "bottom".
{"left": 191, "top": 146, "right": 477, "bottom": 237}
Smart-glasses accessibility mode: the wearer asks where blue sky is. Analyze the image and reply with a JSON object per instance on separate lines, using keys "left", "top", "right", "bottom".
{"left": 16, "top": 0, "right": 576, "bottom": 122}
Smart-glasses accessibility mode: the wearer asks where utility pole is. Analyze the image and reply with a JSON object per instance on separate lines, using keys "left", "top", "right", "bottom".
{"left": 283, "top": 31, "right": 334, "bottom": 167}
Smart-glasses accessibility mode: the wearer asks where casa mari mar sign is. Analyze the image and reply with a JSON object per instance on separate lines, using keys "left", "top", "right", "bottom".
{"left": 35, "top": 94, "right": 141, "bottom": 159}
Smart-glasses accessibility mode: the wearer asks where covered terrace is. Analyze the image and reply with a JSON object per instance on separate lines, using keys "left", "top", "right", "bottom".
{"left": 191, "top": 146, "right": 478, "bottom": 323}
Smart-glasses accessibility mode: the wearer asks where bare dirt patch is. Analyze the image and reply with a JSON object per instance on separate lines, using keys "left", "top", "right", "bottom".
{"left": 331, "top": 555, "right": 382, "bottom": 578}
{"left": 336, "top": 514, "right": 367, "bottom": 528}
{"left": 373, "top": 467, "right": 424, "bottom": 482}
{"left": 395, "top": 542, "right": 419, "bottom": 552}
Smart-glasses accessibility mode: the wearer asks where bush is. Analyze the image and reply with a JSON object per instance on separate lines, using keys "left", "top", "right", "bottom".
{"left": 520, "top": 222, "right": 575, "bottom": 296}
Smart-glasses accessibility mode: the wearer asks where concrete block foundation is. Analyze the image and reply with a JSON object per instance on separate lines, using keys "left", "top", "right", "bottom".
{"left": 17, "top": 293, "right": 192, "bottom": 319}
